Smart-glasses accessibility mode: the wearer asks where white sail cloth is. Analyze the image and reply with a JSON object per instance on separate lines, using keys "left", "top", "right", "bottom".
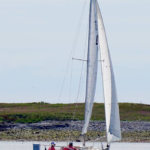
{"left": 81, "top": 0, "right": 99, "bottom": 134}
{"left": 96, "top": 1, "right": 121, "bottom": 144}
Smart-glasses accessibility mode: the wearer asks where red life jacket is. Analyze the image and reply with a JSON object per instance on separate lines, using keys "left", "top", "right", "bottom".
{"left": 48, "top": 147, "right": 55, "bottom": 150}
{"left": 63, "top": 146, "right": 77, "bottom": 150}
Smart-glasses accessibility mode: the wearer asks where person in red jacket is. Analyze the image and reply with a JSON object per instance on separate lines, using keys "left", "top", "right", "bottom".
{"left": 48, "top": 142, "right": 56, "bottom": 150}
{"left": 63, "top": 142, "right": 77, "bottom": 150}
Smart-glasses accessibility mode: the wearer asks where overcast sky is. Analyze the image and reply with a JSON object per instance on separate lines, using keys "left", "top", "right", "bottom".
{"left": 0, "top": 0, "right": 150, "bottom": 104}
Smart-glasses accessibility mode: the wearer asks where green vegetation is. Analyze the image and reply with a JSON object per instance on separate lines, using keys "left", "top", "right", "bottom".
{"left": 0, "top": 129, "right": 104, "bottom": 141}
{"left": 0, "top": 102, "right": 149, "bottom": 123}
{"left": 0, "top": 129, "right": 150, "bottom": 142}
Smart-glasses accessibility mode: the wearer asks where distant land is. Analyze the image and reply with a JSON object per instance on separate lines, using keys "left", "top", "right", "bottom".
{"left": 0, "top": 102, "right": 149, "bottom": 123}
{"left": 0, "top": 102, "right": 150, "bottom": 142}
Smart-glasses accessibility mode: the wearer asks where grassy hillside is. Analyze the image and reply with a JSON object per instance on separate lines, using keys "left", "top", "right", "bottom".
{"left": 0, "top": 102, "right": 149, "bottom": 123}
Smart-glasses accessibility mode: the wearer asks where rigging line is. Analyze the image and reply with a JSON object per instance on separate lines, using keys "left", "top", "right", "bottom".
{"left": 67, "top": 61, "right": 73, "bottom": 140}
{"left": 72, "top": 58, "right": 87, "bottom": 61}
{"left": 72, "top": 25, "right": 89, "bottom": 120}
{"left": 72, "top": 0, "right": 87, "bottom": 57}
{"left": 66, "top": 0, "right": 88, "bottom": 139}
{"left": 72, "top": 58, "right": 104, "bottom": 61}
{"left": 78, "top": 66, "right": 87, "bottom": 103}
{"left": 73, "top": 0, "right": 86, "bottom": 48}
{"left": 69, "top": 60, "right": 73, "bottom": 103}
{"left": 57, "top": 0, "right": 87, "bottom": 103}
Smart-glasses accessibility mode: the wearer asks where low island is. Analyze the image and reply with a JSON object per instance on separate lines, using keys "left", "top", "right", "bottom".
{"left": 0, "top": 102, "right": 150, "bottom": 142}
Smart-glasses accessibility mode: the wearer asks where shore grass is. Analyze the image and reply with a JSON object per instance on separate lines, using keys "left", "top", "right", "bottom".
{"left": 0, "top": 129, "right": 150, "bottom": 142}
{"left": 0, "top": 102, "right": 150, "bottom": 123}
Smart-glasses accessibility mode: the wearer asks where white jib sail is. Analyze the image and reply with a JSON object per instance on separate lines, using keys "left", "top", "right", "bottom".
{"left": 96, "top": 1, "right": 121, "bottom": 144}
{"left": 81, "top": 0, "right": 99, "bottom": 135}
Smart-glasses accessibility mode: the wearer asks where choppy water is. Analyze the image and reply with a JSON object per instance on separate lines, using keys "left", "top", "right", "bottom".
{"left": 0, "top": 141, "right": 150, "bottom": 150}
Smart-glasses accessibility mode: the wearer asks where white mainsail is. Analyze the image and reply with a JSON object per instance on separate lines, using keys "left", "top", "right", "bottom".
{"left": 96, "top": 1, "right": 121, "bottom": 144}
{"left": 81, "top": 0, "right": 99, "bottom": 135}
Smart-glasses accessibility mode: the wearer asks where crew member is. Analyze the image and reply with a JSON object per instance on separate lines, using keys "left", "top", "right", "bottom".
{"left": 63, "top": 142, "right": 77, "bottom": 150}
{"left": 48, "top": 142, "right": 56, "bottom": 150}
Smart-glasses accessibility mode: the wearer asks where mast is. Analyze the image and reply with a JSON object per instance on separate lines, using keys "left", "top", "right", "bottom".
{"left": 81, "top": 0, "right": 99, "bottom": 145}
{"left": 96, "top": 1, "right": 121, "bottom": 145}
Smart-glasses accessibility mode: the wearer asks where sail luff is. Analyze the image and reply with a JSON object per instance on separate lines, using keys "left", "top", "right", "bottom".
{"left": 96, "top": 1, "right": 121, "bottom": 144}
{"left": 81, "top": 0, "right": 99, "bottom": 135}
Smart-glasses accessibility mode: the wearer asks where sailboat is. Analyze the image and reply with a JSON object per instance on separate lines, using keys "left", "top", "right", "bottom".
{"left": 34, "top": 1, "right": 121, "bottom": 150}
{"left": 78, "top": 0, "right": 121, "bottom": 150}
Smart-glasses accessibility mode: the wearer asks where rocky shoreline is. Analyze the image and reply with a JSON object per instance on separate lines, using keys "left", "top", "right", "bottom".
{"left": 0, "top": 121, "right": 150, "bottom": 132}
{"left": 0, "top": 121, "right": 150, "bottom": 142}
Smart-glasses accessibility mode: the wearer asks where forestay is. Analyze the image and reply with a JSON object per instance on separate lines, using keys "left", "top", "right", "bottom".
{"left": 81, "top": 0, "right": 99, "bottom": 135}
{"left": 96, "top": 1, "right": 121, "bottom": 144}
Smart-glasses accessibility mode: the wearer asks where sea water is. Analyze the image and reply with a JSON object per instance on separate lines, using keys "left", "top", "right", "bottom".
{"left": 0, "top": 141, "right": 150, "bottom": 150}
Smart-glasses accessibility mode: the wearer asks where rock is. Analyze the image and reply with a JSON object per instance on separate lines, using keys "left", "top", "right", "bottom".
{"left": 0, "top": 121, "right": 150, "bottom": 132}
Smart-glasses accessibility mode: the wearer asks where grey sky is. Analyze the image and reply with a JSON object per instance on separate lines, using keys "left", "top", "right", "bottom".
{"left": 0, "top": 0, "right": 150, "bottom": 104}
